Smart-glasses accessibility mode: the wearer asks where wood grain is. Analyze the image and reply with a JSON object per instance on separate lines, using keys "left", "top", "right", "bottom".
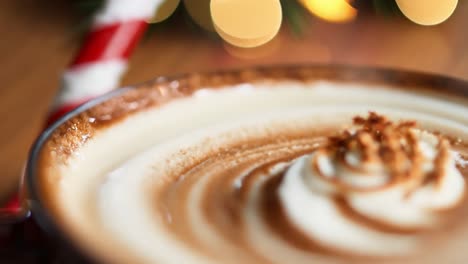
{"left": 0, "top": 1, "right": 467, "bottom": 202}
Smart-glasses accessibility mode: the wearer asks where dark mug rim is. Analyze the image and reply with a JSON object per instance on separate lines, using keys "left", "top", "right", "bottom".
{"left": 25, "top": 64, "right": 468, "bottom": 263}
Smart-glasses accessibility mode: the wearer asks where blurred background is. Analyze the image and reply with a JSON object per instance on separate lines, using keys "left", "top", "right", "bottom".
{"left": 0, "top": 0, "right": 467, "bottom": 202}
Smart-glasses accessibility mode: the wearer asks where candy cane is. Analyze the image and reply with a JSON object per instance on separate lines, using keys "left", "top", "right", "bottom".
{"left": 3, "top": 0, "right": 165, "bottom": 219}
{"left": 50, "top": 0, "right": 166, "bottom": 124}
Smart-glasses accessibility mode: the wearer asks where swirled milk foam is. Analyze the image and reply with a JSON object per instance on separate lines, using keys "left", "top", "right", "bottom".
{"left": 37, "top": 78, "right": 468, "bottom": 264}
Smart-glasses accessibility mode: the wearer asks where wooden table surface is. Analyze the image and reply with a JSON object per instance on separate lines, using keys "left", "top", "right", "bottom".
{"left": 0, "top": 1, "right": 467, "bottom": 202}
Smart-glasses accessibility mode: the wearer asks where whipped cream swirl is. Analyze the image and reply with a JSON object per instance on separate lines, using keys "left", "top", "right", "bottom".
{"left": 94, "top": 112, "right": 467, "bottom": 263}
{"left": 279, "top": 113, "right": 466, "bottom": 256}
{"left": 49, "top": 82, "right": 468, "bottom": 264}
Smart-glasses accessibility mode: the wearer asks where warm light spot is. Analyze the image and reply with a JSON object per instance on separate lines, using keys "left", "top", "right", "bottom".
{"left": 147, "top": 0, "right": 180, "bottom": 23}
{"left": 223, "top": 33, "right": 282, "bottom": 60}
{"left": 299, "top": 0, "right": 357, "bottom": 23}
{"left": 396, "top": 0, "right": 458, "bottom": 26}
{"left": 211, "top": 0, "right": 282, "bottom": 48}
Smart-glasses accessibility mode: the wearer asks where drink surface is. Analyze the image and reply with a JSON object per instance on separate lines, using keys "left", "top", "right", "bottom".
{"left": 34, "top": 75, "right": 468, "bottom": 264}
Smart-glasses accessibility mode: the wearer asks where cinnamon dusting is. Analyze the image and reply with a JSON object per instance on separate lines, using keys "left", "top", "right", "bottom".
{"left": 315, "top": 112, "right": 451, "bottom": 194}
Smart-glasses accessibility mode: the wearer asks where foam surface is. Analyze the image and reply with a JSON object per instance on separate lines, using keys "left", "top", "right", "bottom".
{"left": 51, "top": 81, "right": 468, "bottom": 263}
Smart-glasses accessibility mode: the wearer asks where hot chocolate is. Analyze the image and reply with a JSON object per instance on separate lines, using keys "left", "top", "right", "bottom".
{"left": 29, "top": 67, "right": 468, "bottom": 263}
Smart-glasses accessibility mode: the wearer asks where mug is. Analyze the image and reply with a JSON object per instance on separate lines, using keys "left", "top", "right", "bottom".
{"left": 1, "top": 65, "right": 467, "bottom": 263}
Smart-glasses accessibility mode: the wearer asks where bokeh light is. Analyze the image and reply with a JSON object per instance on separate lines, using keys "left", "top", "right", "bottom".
{"left": 211, "top": 0, "right": 282, "bottom": 48}
{"left": 396, "top": 0, "right": 458, "bottom": 26}
{"left": 298, "top": 0, "right": 357, "bottom": 23}
{"left": 223, "top": 32, "right": 282, "bottom": 60}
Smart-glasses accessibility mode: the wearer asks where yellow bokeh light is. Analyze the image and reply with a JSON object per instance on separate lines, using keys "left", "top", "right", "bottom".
{"left": 299, "top": 0, "right": 357, "bottom": 23}
{"left": 396, "top": 0, "right": 458, "bottom": 26}
{"left": 223, "top": 32, "right": 282, "bottom": 60}
{"left": 211, "top": 0, "right": 282, "bottom": 48}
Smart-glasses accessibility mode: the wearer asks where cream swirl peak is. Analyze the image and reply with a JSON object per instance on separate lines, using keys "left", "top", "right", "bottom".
{"left": 279, "top": 113, "right": 466, "bottom": 256}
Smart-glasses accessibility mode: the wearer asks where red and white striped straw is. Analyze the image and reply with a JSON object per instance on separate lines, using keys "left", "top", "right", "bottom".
{"left": 48, "top": 0, "right": 166, "bottom": 125}
{"left": 3, "top": 0, "right": 165, "bottom": 216}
